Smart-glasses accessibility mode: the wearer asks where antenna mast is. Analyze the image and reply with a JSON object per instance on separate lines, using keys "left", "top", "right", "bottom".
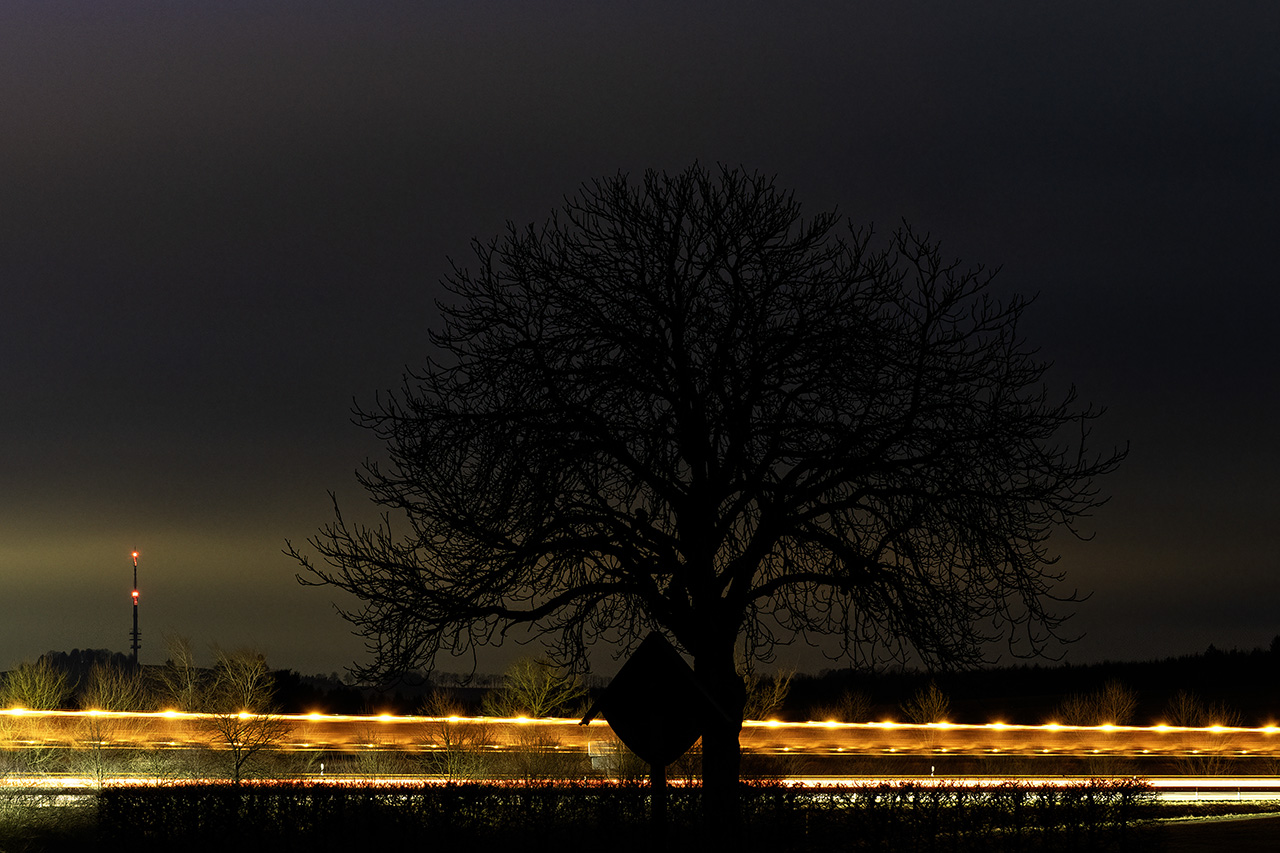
{"left": 130, "top": 551, "right": 141, "bottom": 667}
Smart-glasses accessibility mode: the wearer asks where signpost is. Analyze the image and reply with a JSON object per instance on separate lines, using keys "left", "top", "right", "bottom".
{"left": 582, "top": 633, "right": 728, "bottom": 823}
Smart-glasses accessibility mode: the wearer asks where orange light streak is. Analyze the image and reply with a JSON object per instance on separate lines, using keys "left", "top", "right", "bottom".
{"left": 0, "top": 711, "right": 1277, "bottom": 758}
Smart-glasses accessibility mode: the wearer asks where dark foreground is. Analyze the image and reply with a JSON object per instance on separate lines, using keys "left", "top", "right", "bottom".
{"left": 6, "top": 779, "right": 1210, "bottom": 852}
{"left": 1135, "top": 813, "right": 1280, "bottom": 852}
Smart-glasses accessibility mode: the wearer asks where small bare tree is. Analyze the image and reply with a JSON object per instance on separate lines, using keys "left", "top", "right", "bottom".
{"left": 1166, "top": 690, "right": 1241, "bottom": 775}
{"left": 80, "top": 661, "right": 151, "bottom": 712}
{"left": 154, "top": 634, "right": 204, "bottom": 712}
{"left": 420, "top": 691, "right": 493, "bottom": 780}
{"left": 0, "top": 658, "right": 72, "bottom": 710}
{"left": 76, "top": 662, "right": 154, "bottom": 787}
{"left": 501, "top": 727, "right": 584, "bottom": 783}
{"left": 0, "top": 658, "right": 72, "bottom": 776}
{"left": 900, "top": 680, "right": 951, "bottom": 751}
{"left": 1165, "top": 689, "right": 1239, "bottom": 729}
{"left": 349, "top": 723, "right": 416, "bottom": 778}
{"left": 811, "top": 689, "right": 873, "bottom": 723}
{"left": 481, "top": 658, "right": 586, "bottom": 718}
{"left": 1054, "top": 679, "right": 1138, "bottom": 776}
{"left": 901, "top": 680, "right": 951, "bottom": 724}
{"left": 741, "top": 668, "right": 794, "bottom": 721}
{"left": 1055, "top": 679, "right": 1137, "bottom": 726}
{"left": 1094, "top": 679, "right": 1138, "bottom": 725}
{"left": 201, "top": 648, "right": 291, "bottom": 785}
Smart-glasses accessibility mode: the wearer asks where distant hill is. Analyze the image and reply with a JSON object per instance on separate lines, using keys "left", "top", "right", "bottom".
{"left": 39, "top": 648, "right": 131, "bottom": 687}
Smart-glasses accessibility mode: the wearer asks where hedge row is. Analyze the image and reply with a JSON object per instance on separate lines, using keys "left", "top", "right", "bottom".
{"left": 98, "top": 779, "right": 1155, "bottom": 852}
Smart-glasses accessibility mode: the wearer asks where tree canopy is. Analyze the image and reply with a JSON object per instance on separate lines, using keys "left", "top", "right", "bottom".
{"left": 290, "top": 164, "right": 1125, "bottom": 795}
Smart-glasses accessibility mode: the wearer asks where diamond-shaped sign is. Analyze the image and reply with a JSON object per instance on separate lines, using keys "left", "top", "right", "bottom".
{"left": 581, "top": 632, "right": 723, "bottom": 767}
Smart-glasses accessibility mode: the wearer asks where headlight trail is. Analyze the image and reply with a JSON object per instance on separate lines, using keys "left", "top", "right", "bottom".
{"left": 2, "top": 710, "right": 1278, "bottom": 758}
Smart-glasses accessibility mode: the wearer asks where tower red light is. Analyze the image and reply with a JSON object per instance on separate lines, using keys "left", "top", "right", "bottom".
{"left": 130, "top": 551, "right": 141, "bottom": 667}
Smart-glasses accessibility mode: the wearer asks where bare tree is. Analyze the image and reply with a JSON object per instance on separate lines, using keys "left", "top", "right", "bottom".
{"left": 420, "top": 691, "right": 493, "bottom": 780}
{"left": 0, "top": 658, "right": 72, "bottom": 776}
{"left": 480, "top": 658, "right": 586, "bottom": 718}
{"left": 0, "top": 658, "right": 72, "bottom": 710}
{"left": 1166, "top": 690, "right": 1241, "bottom": 775}
{"left": 901, "top": 680, "right": 952, "bottom": 725}
{"left": 76, "top": 661, "right": 154, "bottom": 787}
{"left": 154, "top": 633, "right": 204, "bottom": 712}
{"left": 349, "top": 723, "right": 416, "bottom": 778}
{"left": 149, "top": 637, "right": 290, "bottom": 782}
{"left": 1055, "top": 679, "right": 1138, "bottom": 726}
{"left": 741, "top": 668, "right": 794, "bottom": 721}
{"left": 80, "top": 661, "right": 152, "bottom": 712}
{"left": 1054, "top": 679, "right": 1138, "bottom": 775}
{"left": 811, "top": 689, "right": 873, "bottom": 723}
{"left": 201, "top": 648, "right": 291, "bottom": 785}
{"left": 290, "top": 164, "right": 1125, "bottom": 810}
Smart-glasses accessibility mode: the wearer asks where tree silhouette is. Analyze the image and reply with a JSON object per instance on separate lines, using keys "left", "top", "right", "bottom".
{"left": 481, "top": 658, "right": 587, "bottom": 719}
{"left": 76, "top": 661, "right": 154, "bottom": 788}
{"left": 155, "top": 637, "right": 290, "bottom": 784}
{"left": 901, "top": 680, "right": 952, "bottom": 725}
{"left": 155, "top": 633, "right": 203, "bottom": 712}
{"left": 201, "top": 647, "right": 291, "bottom": 785}
{"left": 290, "top": 164, "right": 1124, "bottom": 810}
{"left": 0, "top": 658, "right": 72, "bottom": 710}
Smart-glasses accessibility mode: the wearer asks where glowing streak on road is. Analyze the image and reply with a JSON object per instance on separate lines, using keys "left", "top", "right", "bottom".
{"left": 5, "top": 773, "right": 1280, "bottom": 806}
{"left": 2, "top": 710, "right": 1279, "bottom": 757}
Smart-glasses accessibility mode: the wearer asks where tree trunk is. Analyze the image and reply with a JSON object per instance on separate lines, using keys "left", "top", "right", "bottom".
{"left": 696, "top": 648, "right": 746, "bottom": 827}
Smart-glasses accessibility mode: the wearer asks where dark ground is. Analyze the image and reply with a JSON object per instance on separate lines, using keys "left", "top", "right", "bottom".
{"left": 1136, "top": 813, "right": 1280, "bottom": 852}
{"left": 10, "top": 810, "right": 1280, "bottom": 852}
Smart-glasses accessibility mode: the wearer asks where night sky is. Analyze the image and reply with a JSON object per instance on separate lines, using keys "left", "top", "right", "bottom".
{"left": 2, "top": 2, "right": 1277, "bottom": 677}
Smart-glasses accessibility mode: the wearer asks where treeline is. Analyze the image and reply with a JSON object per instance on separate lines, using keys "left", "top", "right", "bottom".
{"left": 785, "top": 638, "right": 1280, "bottom": 726}
{"left": 0, "top": 648, "right": 581, "bottom": 718}
{"left": 1, "top": 648, "right": 367, "bottom": 715}
{"left": 10, "top": 638, "right": 1280, "bottom": 726}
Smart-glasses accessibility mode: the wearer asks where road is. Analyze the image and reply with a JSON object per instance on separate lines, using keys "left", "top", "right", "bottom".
{"left": 4, "top": 710, "right": 1277, "bottom": 752}
{"left": 3, "top": 710, "right": 1279, "bottom": 785}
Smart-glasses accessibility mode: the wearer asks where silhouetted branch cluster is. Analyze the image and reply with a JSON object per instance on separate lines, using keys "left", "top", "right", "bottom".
{"left": 292, "top": 165, "right": 1123, "bottom": 684}
{"left": 290, "top": 164, "right": 1125, "bottom": 801}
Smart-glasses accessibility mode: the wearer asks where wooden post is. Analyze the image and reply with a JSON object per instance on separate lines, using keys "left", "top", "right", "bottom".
{"left": 650, "top": 761, "right": 668, "bottom": 826}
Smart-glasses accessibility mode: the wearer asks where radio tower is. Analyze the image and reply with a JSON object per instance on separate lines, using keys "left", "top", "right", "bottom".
{"left": 130, "top": 551, "right": 141, "bottom": 668}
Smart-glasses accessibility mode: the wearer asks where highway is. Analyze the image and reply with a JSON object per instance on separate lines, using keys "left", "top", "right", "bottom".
{"left": 3, "top": 710, "right": 1280, "bottom": 800}
{"left": 3, "top": 709, "right": 1279, "bottom": 762}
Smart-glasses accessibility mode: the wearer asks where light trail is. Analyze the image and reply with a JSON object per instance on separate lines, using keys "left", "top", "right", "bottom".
{"left": 738, "top": 719, "right": 1280, "bottom": 759}
{"left": 2, "top": 710, "right": 1278, "bottom": 761}
{"left": 783, "top": 775, "right": 1280, "bottom": 798}
{"left": 6, "top": 773, "right": 1280, "bottom": 806}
